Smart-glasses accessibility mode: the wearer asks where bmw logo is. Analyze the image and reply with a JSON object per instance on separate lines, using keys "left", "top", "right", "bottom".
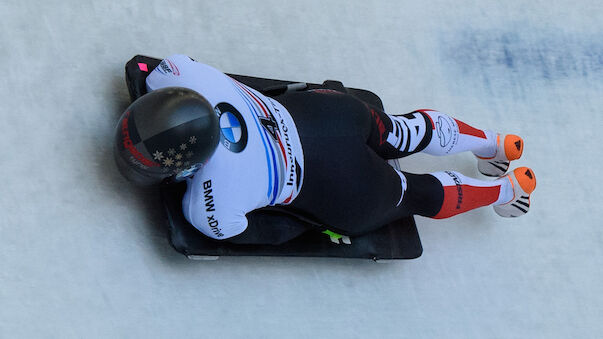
{"left": 215, "top": 102, "right": 248, "bottom": 153}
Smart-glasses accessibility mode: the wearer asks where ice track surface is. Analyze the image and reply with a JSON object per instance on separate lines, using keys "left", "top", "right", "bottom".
{"left": 1, "top": 1, "right": 602, "bottom": 338}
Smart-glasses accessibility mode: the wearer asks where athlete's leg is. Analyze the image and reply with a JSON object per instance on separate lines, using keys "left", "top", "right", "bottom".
{"left": 357, "top": 102, "right": 537, "bottom": 221}
{"left": 280, "top": 91, "right": 535, "bottom": 236}
{"left": 391, "top": 167, "right": 536, "bottom": 221}
{"left": 367, "top": 107, "right": 524, "bottom": 175}
{"left": 422, "top": 171, "right": 506, "bottom": 219}
{"left": 290, "top": 145, "right": 536, "bottom": 235}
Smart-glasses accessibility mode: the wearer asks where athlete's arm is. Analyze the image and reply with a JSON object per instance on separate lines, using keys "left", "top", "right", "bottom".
{"left": 226, "top": 210, "right": 310, "bottom": 245}
{"left": 182, "top": 175, "right": 249, "bottom": 240}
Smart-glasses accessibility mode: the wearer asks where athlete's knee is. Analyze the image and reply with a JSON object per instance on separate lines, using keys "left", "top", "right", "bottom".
{"left": 400, "top": 172, "right": 444, "bottom": 217}
{"left": 386, "top": 110, "right": 434, "bottom": 154}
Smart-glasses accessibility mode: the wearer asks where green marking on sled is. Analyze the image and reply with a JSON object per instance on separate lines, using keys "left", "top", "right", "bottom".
{"left": 322, "top": 230, "right": 351, "bottom": 245}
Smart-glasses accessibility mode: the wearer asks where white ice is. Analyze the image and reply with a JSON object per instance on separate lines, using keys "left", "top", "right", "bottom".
{"left": 1, "top": 1, "right": 602, "bottom": 338}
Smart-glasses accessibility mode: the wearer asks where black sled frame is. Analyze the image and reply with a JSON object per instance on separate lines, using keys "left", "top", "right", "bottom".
{"left": 125, "top": 55, "right": 422, "bottom": 261}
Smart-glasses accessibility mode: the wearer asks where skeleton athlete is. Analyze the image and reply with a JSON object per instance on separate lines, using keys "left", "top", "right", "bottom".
{"left": 114, "top": 54, "right": 537, "bottom": 244}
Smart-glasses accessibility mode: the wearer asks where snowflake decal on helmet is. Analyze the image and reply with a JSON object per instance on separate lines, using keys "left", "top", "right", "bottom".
{"left": 154, "top": 139, "right": 202, "bottom": 173}
{"left": 152, "top": 151, "right": 164, "bottom": 161}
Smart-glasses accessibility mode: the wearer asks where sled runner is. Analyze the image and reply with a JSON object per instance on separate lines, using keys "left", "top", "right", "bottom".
{"left": 125, "top": 55, "right": 423, "bottom": 261}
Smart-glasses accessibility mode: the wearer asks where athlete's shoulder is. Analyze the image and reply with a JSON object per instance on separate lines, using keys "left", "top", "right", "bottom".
{"left": 146, "top": 54, "right": 230, "bottom": 91}
{"left": 149, "top": 54, "right": 193, "bottom": 78}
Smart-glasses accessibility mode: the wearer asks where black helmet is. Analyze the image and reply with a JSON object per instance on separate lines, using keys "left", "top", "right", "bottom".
{"left": 114, "top": 87, "right": 220, "bottom": 186}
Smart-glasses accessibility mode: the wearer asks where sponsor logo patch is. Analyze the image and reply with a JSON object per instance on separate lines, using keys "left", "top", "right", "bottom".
{"left": 157, "top": 59, "right": 180, "bottom": 76}
{"left": 436, "top": 116, "right": 453, "bottom": 147}
{"left": 215, "top": 102, "right": 248, "bottom": 153}
{"left": 203, "top": 180, "right": 224, "bottom": 238}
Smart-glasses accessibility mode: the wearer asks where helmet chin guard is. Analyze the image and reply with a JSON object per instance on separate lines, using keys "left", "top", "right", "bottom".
{"left": 114, "top": 87, "right": 220, "bottom": 186}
